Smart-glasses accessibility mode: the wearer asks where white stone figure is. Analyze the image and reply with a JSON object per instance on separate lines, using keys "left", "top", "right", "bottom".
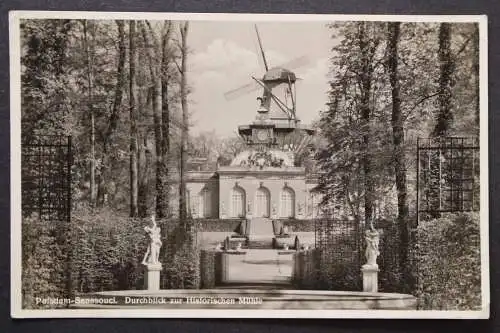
{"left": 142, "top": 215, "right": 162, "bottom": 265}
{"left": 236, "top": 241, "right": 242, "bottom": 252}
{"left": 364, "top": 228, "right": 380, "bottom": 266}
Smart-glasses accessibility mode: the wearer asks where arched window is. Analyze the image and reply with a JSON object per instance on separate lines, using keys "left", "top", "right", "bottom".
{"left": 280, "top": 187, "right": 295, "bottom": 218}
{"left": 231, "top": 187, "right": 246, "bottom": 218}
{"left": 199, "top": 188, "right": 212, "bottom": 218}
{"left": 255, "top": 187, "right": 270, "bottom": 217}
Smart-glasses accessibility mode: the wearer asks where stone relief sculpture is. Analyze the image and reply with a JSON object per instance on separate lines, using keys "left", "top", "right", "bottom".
{"left": 220, "top": 201, "right": 226, "bottom": 216}
{"left": 297, "top": 202, "right": 303, "bottom": 215}
{"left": 142, "top": 215, "right": 162, "bottom": 265}
{"left": 364, "top": 228, "right": 380, "bottom": 266}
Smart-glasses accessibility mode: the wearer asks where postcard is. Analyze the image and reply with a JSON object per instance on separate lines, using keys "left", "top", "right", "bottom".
{"left": 10, "top": 11, "right": 489, "bottom": 318}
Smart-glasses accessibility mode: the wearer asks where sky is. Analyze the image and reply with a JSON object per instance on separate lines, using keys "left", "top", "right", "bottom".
{"left": 187, "top": 21, "right": 333, "bottom": 137}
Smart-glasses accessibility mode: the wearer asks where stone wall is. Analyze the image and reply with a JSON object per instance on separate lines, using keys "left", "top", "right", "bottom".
{"left": 186, "top": 172, "right": 219, "bottom": 219}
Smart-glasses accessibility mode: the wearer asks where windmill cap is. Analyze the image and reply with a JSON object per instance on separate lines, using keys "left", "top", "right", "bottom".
{"left": 262, "top": 67, "right": 296, "bottom": 82}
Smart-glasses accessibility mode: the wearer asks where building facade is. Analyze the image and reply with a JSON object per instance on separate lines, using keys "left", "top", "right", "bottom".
{"left": 186, "top": 161, "right": 322, "bottom": 220}
{"left": 186, "top": 67, "right": 323, "bottom": 220}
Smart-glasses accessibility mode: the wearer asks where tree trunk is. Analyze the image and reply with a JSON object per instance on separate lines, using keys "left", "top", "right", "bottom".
{"left": 101, "top": 20, "right": 126, "bottom": 207}
{"left": 158, "top": 22, "right": 172, "bottom": 219}
{"left": 141, "top": 21, "right": 167, "bottom": 219}
{"left": 357, "top": 22, "right": 375, "bottom": 228}
{"left": 105, "top": 20, "right": 126, "bottom": 148}
{"left": 388, "top": 22, "right": 410, "bottom": 288}
{"left": 83, "top": 20, "right": 96, "bottom": 208}
{"left": 138, "top": 136, "right": 153, "bottom": 217}
{"left": 179, "top": 21, "right": 190, "bottom": 222}
{"left": 129, "top": 20, "right": 139, "bottom": 217}
{"left": 433, "top": 23, "right": 453, "bottom": 137}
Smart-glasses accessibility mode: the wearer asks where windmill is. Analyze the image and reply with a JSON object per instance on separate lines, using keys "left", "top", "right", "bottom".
{"left": 225, "top": 25, "right": 315, "bottom": 156}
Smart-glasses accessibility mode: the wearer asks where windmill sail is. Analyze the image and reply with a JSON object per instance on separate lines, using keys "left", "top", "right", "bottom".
{"left": 255, "top": 25, "right": 269, "bottom": 71}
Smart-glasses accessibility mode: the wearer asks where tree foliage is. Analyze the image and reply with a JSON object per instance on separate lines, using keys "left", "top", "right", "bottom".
{"left": 315, "top": 22, "right": 479, "bottom": 223}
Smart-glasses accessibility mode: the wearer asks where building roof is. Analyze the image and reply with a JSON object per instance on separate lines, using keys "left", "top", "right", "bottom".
{"left": 262, "top": 67, "right": 296, "bottom": 82}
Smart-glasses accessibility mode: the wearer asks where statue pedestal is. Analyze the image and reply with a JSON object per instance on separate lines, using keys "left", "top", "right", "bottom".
{"left": 144, "top": 263, "right": 162, "bottom": 291}
{"left": 361, "top": 264, "right": 379, "bottom": 293}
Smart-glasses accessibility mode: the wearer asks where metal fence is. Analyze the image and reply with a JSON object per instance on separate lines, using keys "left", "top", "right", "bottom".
{"left": 314, "top": 218, "right": 364, "bottom": 290}
{"left": 313, "top": 218, "right": 405, "bottom": 292}
{"left": 416, "top": 137, "right": 480, "bottom": 223}
{"left": 21, "top": 135, "right": 72, "bottom": 223}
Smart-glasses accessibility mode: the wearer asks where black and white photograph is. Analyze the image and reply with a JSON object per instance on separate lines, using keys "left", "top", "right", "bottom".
{"left": 10, "top": 11, "right": 489, "bottom": 318}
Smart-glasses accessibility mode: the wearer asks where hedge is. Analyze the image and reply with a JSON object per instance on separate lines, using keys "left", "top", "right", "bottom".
{"left": 22, "top": 214, "right": 69, "bottom": 309}
{"left": 413, "top": 212, "right": 481, "bottom": 310}
{"left": 194, "top": 218, "right": 244, "bottom": 232}
{"left": 22, "top": 207, "right": 202, "bottom": 308}
{"left": 274, "top": 219, "right": 316, "bottom": 232}
{"left": 292, "top": 249, "right": 319, "bottom": 289}
{"left": 199, "top": 250, "right": 222, "bottom": 288}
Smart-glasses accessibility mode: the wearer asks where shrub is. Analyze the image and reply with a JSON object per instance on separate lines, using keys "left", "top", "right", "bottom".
{"left": 199, "top": 250, "right": 221, "bottom": 288}
{"left": 160, "top": 220, "right": 200, "bottom": 289}
{"left": 292, "top": 249, "right": 319, "bottom": 289}
{"left": 70, "top": 206, "right": 146, "bottom": 293}
{"left": 22, "top": 214, "right": 68, "bottom": 309}
{"left": 414, "top": 212, "right": 481, "bottom": 310}
{"left": 22, "top": 207, "right": 204, "bottom": 308}
{"left": 293, "top": 248, "right": 362, "bottom": 291}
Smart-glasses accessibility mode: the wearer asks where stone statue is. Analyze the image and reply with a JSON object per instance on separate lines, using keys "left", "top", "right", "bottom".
{"left": 142, "top": 215, "right": 162, "bottom": 265}
{"left": 272, "top": 203, "right": 277, "bottom": 216}
{"left": 364, "top": 228, "right": 380, "bottom": 266}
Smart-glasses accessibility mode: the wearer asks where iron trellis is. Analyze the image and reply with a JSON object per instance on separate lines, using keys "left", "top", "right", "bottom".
{"left": 21, "top": 135, "right": 72, "bottom": 223}
{"left": 314, "top": 218, "right": 363, "bottom": 290}
{"left": 416, "top": 137, "right": 479, "bottom": 224}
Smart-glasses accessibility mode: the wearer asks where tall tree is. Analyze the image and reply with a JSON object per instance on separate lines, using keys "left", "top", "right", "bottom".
{"left": 139, "top": 21, "right": 175, "bottom": 219}
{"left": 433, "top": 23, "right": 453, "bottom": 136}
{"left": 82, "top": 20, "right": 97, "bottom": 208}
{"left": 387, "top": 21, "right": 409, "bottom": 284}
{"left": 129, "top": 20, "right": 139, "bottom": 217}
{"left": 21, "top": 19, "right": 73, "bottom": 140}
{"left": 98, "top": 20, "right": 126, "bottom": 207}
{"left": 178, "top": 21, "right": 190, "bottom": 222}
{"left": 316, "top": 22, "right": 387, "bottom": 223}
{"left": 158, "top": 21, "right": 174, "bottom": 219}
{"left": 357, "top": 22, "right": 380, "bottom": 227}
{"left": 140, "top": 21, "right": 163, "bottom": 218}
